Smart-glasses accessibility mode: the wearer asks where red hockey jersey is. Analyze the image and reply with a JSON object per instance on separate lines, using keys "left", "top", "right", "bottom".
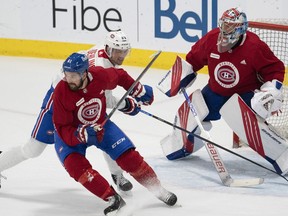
{"left": 53, "top": 66, "right": 135, "bottom": 146}
{"left": 186, "top": 28, "right": 285, "bottom": 96}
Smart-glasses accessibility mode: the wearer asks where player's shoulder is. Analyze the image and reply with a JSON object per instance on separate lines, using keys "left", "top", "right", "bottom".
{"left": 54, "top": 79, "right": 66, "bottom": 89}
{"left": 244, "top": 31, "right": 269, "bottom": 49}
{"left": 209, "top": 28, "right": 220, "bottom": 35}
{"left": 199, "top": 28, "right": 219, "bottom": 44}
{"left": 53, "top": 79, "right": 68, "bottom": 97}
{"left": 89, "top": 48, "right": 113, "bottom": 68}
{"left": 245, "top": 31, "right": 263, "bottom": 44}
{"left": 205, "top": 28, "right": 220, "bottom": 39}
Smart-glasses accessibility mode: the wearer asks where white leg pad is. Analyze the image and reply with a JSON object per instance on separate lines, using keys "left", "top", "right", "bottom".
{"left": 220, "top": 93, "right": 288, "bottom": 174}
{"left": 276, "top": 148, "right": 288, "bottom": 175}
{"left": 161, "top": 89, "right": 209, "bottom": 160}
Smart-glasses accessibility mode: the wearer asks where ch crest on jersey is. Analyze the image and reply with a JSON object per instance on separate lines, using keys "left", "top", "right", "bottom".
{"left": 77, "top": 98, "right": 102, "bottom": 124}
{"left": 214, "top": 61, "right": 239, "bottom": 88}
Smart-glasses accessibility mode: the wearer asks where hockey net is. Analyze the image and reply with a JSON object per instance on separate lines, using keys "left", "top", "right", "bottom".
{"left": 233, "top": 20, "right": 288, "bottom": 147}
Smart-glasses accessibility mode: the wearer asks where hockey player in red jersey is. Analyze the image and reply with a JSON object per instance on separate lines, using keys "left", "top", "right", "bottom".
{"left": 161, "top": 7, "right": 285, "bottom": 160}
{"left": 0, "top": 31, "right": 139, "bottom": 191}
{"left": 53, "top": 52, "right": 177, "bottom": 215}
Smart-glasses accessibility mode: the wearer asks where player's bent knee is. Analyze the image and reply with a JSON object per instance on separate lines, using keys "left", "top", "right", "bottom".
{"left": 116, "top": 149, "right": 143, "bottom": 173}
{"left": 21, "top": 138, "right": 47, "bottom": 159}
{"left": 64, "top": 153, "right": 92, "bottom": 181}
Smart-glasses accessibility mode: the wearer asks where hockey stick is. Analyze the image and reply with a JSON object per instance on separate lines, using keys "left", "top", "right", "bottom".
{"left": 180, "top": 88, "right": 265, "bottom": 186}
{"left": 139, "top": 109, "right": 288, "bottom": 184}
{"left": 0, "top": 151, "right": 7, "bottom": 188}
{"left": 101, "top": 50, "right": 162, "bottom": 127}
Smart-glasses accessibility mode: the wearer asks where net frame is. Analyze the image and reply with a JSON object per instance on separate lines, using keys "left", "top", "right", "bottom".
{"left": 248, "top": 20, "right": 288, "bottom": 138}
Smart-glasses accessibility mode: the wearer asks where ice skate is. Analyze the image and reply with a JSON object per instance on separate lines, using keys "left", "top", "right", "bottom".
{"left": 104, "top": 193, "right": 126, "bottom": 216}
{"left": 111, "top": 173, "right": 133, "bottom": 192}
{"left": 154, "top": 186, "right": 177, "bottom": 206}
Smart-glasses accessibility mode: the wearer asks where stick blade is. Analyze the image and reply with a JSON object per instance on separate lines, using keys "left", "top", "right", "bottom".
{"left": 225, "top": 178, "right": 264, "bottom": 187}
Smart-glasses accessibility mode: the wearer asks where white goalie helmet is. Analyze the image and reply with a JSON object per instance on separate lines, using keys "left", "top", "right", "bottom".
{"left": 104, "top": 30, "right": 131, "bottom": 58}
{"left": 217, "top": 7, "right": 248, "bottom": 53}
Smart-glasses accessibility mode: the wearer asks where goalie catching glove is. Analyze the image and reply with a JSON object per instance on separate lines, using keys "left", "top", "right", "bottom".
{"left": 129, "top": 82, "right": 154, "bottom": 105}
{"left": 118, "top": 97, "right": 141, "bottom": 116}
{"left": 76, "top": 124, "right": 105, "bottom": 144}
{"left": 251, "top": 79, "right": 283, "bottom": 119}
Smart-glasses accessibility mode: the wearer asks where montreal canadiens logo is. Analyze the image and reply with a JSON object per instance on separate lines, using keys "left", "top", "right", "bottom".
{"left": 78, "top": 98, "right": 102, "bottom": 124}
{"left": 214, "top": 61, "right": 239, "bottom": 88}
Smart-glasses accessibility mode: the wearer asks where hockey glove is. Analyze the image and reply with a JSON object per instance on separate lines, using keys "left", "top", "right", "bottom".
{"left": 129, "top": 82, "right": 154, "bottom": 105}
{"left": 76, "top": 124, "right": 105, "bottom": 145}
{"left": 119, "top": 97, "right": 141, "bottom": 116}
{"left": 251, "top": 79, "right": 283, "bottom": 119}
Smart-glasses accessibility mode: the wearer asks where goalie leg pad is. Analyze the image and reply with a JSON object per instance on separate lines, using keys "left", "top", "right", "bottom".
{"left": 157, "top": 56, "right": 197, "bottom": 97}
{"left": 220, "top": 93, "right": 288, "bottom": 175}
{"left": 274, "top": 148, "right": 288, "bottom": 175}
{"left": 161, "top": 131, "right": 194, "bottom": 161}
{"left": 161, "top": 90, "right": 209, "bottom": 160}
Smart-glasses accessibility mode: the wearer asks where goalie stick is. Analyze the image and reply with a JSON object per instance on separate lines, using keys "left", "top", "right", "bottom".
{"left": 101, "top": 50, "right": 161, "bottom": 127}
{"left": 180, "top": 88, "right": 264, "bottom": 187}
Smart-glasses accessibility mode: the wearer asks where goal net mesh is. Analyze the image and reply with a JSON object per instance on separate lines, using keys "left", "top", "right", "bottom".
{"left": 248, "top": 20, "right": 288, "bottom": 138}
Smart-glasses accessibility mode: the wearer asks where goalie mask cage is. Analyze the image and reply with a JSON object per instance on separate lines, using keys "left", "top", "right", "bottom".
{"left": 233, "top": 20, "right": 288, "bottom": 147}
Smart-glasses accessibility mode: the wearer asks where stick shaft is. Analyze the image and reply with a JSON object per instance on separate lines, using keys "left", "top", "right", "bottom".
{"left": 101, "top": 50, "right": 161, "bottom": 126}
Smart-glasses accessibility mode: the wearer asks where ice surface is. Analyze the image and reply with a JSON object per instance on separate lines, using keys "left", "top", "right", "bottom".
{"left": 0, "top": 56, "right": 288, "bottom": 216}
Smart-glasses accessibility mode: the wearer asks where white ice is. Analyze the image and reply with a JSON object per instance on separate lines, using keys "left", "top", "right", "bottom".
{"left": 0, "top": 56, "right": 288, "bottom": 216}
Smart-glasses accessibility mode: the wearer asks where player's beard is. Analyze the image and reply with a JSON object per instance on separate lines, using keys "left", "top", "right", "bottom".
{"left": 68, "top": 78, "right": 85, "bottom": 91}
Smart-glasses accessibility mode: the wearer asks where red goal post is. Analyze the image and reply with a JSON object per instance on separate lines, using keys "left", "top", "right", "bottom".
{"left": 233, "top": 20, "right": 288, "bottom": 148}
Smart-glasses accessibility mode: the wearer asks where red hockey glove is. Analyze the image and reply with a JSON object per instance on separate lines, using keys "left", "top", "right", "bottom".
{"left": 129, "top": 82, "right": 154, "bottom": 105}
{"left": 119, "top": 97, "right": 141, "bottom": 116}
{"left": 92, "top": 124, "right": 105, "bottom": 143}
{"left": 76, "top": 124, "right": 105, "bottom": 145}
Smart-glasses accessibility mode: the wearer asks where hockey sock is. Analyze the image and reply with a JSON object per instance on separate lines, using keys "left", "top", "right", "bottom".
{"left": 116, "top": 149, "right": 161, "bottom": 188}
{"left": 64, "top": 153, "right": 115, "bottom": 201}
{"left": 0, "top": 146, "right": 26, "bottom": 172}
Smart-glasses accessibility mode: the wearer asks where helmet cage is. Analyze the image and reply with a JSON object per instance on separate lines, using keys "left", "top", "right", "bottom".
{"left": 218, "top": 8, "right": 248, "bottom": 48}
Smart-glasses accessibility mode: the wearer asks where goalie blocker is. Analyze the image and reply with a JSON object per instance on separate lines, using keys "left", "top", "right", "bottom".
{"left": 160, "top": 89, "right": 209, "bottom": 160}
{"left": 220, "top": 93, "right": 288, "bottom": 175}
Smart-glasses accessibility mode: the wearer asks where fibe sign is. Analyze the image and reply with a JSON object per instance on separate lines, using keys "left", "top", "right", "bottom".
{"left": 155, "top": 0, "right": 218, "bottom": 43}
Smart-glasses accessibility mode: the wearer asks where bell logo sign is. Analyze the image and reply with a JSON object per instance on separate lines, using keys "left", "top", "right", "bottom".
{"left": 155, "top": 0, "right": 218, "bottom": 43}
